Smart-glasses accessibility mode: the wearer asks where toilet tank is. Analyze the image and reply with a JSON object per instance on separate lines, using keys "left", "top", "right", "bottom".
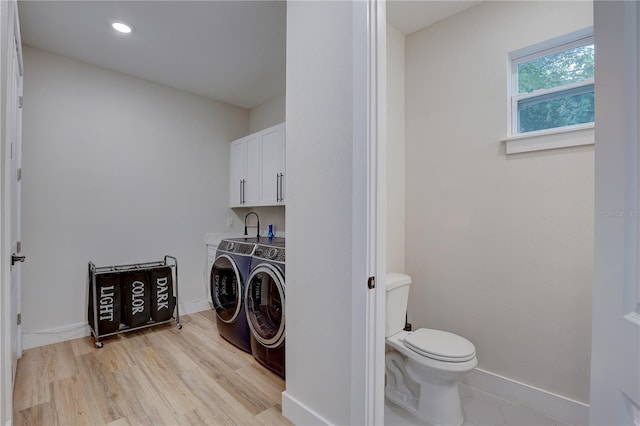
{"left": 386, "top": 273, "right": 412, "bottom": 337}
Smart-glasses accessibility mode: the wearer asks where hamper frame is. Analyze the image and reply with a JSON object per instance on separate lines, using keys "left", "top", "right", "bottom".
{"left": 88, "top": 255, "right": 181, "bottom": 348}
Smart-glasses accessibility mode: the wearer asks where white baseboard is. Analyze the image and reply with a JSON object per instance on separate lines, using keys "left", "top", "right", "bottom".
{"left": 23, "top": 322, "right": 90, "bottom": 350}
{"left": 179, "top": 298, "right": 211, "bottom": 316}
{"left": 462, "top": 368, "right": 589, "bottom": 425}
{"left": 23, "top": 298, "right": 212, "bottom": 350}
{"left": 282, "top": 391, "right": 334, "bottom": 426}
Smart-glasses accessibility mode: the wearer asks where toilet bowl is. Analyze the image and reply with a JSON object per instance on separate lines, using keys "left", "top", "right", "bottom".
{"left": 385, "top": 273, "right": 477, "bottom": 426}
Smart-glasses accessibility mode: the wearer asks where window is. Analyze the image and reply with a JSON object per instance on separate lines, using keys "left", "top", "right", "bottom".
{"left": 509, "top": 28, "right": 594, "bottom": 136}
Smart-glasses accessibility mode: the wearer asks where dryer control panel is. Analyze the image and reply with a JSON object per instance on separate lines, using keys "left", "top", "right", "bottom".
{"left": 218, "top": 240, "right": 255, "bottom": 256}
{"left": 253, "top": 245, "right": 285, "bottom": 263}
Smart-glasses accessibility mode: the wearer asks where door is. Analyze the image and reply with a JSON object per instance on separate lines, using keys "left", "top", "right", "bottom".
{"left": 8, "top": 7, "right": 23, "bottom": 380}
{"left": 244, "top": 263, "right": 285, "bottom": 348}
{"left": 244, "top": 134, "right": 261, "bottom": 206}
{"left": 210, "top": 255, "right": 243, "bottom": 323}
{"left": 260, "top": 123, "right": 285, "bottom": 205}
{"left": 230, "top": 139, "right": 247, "bottom": 207}
{"left": 2, "top": 2, "right": 23, "bottom": 423}
{"left": 590, "top": 2, "right": 640, "bottom": 423}
{"left": 229, "top": 134, "right": 261, "bottom": 207}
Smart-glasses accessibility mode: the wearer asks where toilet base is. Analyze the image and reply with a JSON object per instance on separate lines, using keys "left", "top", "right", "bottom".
{"left": 385, "top": 380, "right": 463, "bottom": 426}
{"left": 418, "top": 376, "right": 463, "bottom": 426}
{"left": 385, "top": 349, "right": 465, "bottom": 426}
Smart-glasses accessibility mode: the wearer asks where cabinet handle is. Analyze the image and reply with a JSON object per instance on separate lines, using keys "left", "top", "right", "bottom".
{"left": 241, "top": 179, "right": 246, "bottom": 204}
{"left": 276, "top": 174, "right": 280, "bottom": 202}
{"left": 277, "top": 173, "right": 284, "bottom": 202}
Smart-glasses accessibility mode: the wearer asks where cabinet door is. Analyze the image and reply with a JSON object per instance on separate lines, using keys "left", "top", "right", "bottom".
{"left": 244, "top": 134, "right": 261, "bottom": 206}
{"left": 229, "top": 139, "right": 247, "bottom": 207}
{"left": 260, "top": 123, "right": 286, "bottom": 205}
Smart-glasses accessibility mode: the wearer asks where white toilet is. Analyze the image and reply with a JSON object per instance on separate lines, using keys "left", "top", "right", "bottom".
{"left": 385, "top": 273, "right": 477, "bottom": 426}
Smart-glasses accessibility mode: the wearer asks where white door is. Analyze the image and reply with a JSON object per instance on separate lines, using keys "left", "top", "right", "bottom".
{"left": 230, "top": 138, "right": 247, "bottom": 207}
{"left": 8, "top": 8, "right": 24, "bottom": 379}
{"left": 260, "top": 123, "right": 285, "bottom": 205}
{"left": 590, "top": 2, "right": 640, "bottom": 424}
{"left": 244, "top": 134, "right": 261, "bottom": 206}
{"left": 2, "top": 2, "right": 23, "bottom": 423}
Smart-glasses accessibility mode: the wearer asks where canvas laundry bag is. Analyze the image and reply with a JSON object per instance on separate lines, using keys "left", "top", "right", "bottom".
{"left": 149, "top": 267, "right": 176, "bottom": 322}
{"left": 88, "top": 273, "right": 121, "bottom": 334}
{"left": 121, "top": 271, "right": 151, "bottom": 327}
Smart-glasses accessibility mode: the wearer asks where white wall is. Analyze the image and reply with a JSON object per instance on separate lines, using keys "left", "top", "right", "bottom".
{"left": 248, "top": 94, "right": 285, "bottom": 134}
{"left": 404, "top": 1, "right": 593, "bottom": 403}
{"left": 21, "top": 46, "right": 248, "bottom": 346}
{"left": 229, "top": 206, "right": 285, "bottom": 237}
{"left": 386, "top": 23, "right": 405, "bottom": 273}
{"left": 283, "top": 2, "right": 363, "bottom": 424}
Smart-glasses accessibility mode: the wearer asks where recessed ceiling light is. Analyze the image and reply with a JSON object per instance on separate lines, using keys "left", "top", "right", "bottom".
{"left": 112, "top": 22, "right": 133, "bottom": 34}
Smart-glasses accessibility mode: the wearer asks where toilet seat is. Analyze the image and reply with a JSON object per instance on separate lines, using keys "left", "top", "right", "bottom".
{"left": 404, "top": 329, "right": 476, "bottom": 363}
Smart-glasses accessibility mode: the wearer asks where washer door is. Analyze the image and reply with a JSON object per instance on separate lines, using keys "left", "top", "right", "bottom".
{"left": 245, "top": 263, "right": 285, "bottom": 348}
{"left": 210, "top": 254, "right": 243, "bottom": 323}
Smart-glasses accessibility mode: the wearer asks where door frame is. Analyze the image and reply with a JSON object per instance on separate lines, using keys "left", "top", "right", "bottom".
{"left": 590, "top": 1, "right": 640, "bottom": 423}
{"left": 351, "top": 0, "right": 386, "bottom": 424}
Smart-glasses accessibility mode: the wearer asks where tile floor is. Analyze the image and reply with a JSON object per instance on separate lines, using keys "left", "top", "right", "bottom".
{"left": 385, "top": 383, "right": 571, "bottom": 426}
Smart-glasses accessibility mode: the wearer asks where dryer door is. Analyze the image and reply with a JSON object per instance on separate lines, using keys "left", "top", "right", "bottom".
{"left": 210, "top": 254, "right": 243, "bottom": 323}
{"left": 245, "top": 263, "right": 285, "bottom": 348}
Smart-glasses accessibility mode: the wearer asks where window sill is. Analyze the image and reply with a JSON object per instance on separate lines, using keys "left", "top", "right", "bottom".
{"left": 502, "top": 123, "right": 594, "bottom": 154}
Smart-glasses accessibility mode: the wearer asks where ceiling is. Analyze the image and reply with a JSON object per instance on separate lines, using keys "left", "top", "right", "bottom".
{"left": 386, "top": 1, "right": 481, "bottom": 35}
{"left": 18, "top": 1, "right": 478, "bottom": 110}
{"left": 18, "top": 1, "right": 287, "bottom": 110}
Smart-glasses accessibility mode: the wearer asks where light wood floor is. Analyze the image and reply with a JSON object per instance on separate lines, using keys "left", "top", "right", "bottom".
{"left": 13, "top": 310, "right": 292, "bottom": 426}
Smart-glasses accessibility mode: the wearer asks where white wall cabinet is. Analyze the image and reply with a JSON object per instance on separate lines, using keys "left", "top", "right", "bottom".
{"left": 230, "top": 122, "right": 285, "bottom": 207}
{"left": 230, "top": 133, "right": 260, "bottom": 207}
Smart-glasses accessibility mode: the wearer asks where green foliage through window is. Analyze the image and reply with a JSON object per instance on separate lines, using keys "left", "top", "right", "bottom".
{"left": 518, "top": 85, "right": 594, "bottom": 133}
{"left": 518, "top": 44, "right": 594, "bottom": 93}
{"left": 514, "top": 40, "right": 595, "bottom": 133}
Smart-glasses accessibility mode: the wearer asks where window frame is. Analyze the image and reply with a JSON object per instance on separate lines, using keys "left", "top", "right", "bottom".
{"left": 504, "top": 27, "right": 595, "bottom": 154}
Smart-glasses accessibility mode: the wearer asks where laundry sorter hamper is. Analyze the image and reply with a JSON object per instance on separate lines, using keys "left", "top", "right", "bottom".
{"left": 88, "top": 255, "right": 181, "bottom": 348}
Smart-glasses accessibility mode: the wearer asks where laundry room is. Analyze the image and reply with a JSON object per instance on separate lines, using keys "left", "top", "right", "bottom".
{"left": 2, "top": 0, "right": 635, "bottom": 425}
{"left": 11, "top": 0, "right": 289, "bottom": 424}
{"left": 17, "top": 1, "right": 287, "bottom": 346}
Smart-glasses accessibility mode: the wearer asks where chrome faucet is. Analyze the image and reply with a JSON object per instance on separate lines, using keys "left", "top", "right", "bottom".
{"left": 244, "top": 211, "right": 260, "bottom": 238}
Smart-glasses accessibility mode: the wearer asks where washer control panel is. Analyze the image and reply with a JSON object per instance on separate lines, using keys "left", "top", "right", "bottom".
{"left": 253, "top": 245, "right": 285, "bottom": 263}
{"left": 217, "top": 240, "right": 255, "bottom": 256}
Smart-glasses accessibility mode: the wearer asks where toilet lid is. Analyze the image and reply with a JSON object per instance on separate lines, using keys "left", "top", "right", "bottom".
{"left": 404, "top": 329, "right": 476, "bottom": 363}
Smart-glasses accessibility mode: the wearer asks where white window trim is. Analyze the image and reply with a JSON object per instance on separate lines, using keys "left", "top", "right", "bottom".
{"left": 502, "top": 122, "right": 594, "bottom": 155}
{"left": 505, "top": 27, "right": 594, "bottom": 154}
